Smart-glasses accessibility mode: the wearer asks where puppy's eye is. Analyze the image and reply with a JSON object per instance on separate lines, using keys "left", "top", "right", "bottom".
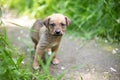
{"left": 61, "top": 23, "right": 65, "bottom": 26}
{"left": 50, "top": 23, "right": 55, "bottom": 27}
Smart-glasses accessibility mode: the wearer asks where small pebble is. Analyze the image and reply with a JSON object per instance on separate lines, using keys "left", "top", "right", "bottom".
{"left": 61, "top": 66, "right": 65, "bottom": 70}
{"left": 110, "top": 67, "right": 117, "bottom": 72}
{"left": 115, "top": 48, "right": 119, "bottom": 51}
{"left": 112, "top": 49, "right": 117, "bottom": 54}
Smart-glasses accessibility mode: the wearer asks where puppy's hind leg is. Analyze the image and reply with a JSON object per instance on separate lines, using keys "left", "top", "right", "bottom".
{"left": 31, "top": 38, "right": 38, "bottom": 50}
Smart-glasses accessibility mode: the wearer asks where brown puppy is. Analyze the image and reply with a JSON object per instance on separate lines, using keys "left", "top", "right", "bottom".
{"left": 30, "top": 13, "right": 71, "bottom": 69}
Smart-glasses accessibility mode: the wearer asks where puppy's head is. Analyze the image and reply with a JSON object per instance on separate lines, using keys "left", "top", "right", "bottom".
{"left": 43, "top": 14, "right": 71, "bottom": 36}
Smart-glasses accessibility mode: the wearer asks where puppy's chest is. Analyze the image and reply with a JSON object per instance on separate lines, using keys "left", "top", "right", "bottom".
{"left": 49, "top": 41, "right": 59, "bottom": 47}
{"left": 45, "top": 34, "right": 61, "bottom": 47}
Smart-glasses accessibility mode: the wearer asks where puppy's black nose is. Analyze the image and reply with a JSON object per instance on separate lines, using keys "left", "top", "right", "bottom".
{"left": 55, "top": 30, "right": 61, "bottom": 34}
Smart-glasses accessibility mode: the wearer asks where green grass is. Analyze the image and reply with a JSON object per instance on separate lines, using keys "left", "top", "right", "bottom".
{"left": 0, "top": 26, "right": 83, "bottom": 80}
{"left": 0, "top": 0, "right": 120, "bottom": 79}
{"left": 0, "top": 11, "right": 64, "bottom": 79}
{"left": 0, "top": 27, "right": 63, "bottom": 80}
{"left": 1, "top": 0, "right": 120, "bottom": 43}
{"left": 0, "top": 21, "right": 84, "bottom": 80}
{"left": 0, "top": 12, "right": 71, "bottom": 79}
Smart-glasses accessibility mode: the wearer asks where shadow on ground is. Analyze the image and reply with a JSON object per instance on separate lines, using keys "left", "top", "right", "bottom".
{"left": 3, "top": 17, "right": 120, "bottom": 80}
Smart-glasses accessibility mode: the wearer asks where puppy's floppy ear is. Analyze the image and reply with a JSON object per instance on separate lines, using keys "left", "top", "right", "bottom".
{"left": 65, "top": 16, "right": 71, "bottom": 26}
{"left": 43, "top": 17, "right": 50, "bottom": 27}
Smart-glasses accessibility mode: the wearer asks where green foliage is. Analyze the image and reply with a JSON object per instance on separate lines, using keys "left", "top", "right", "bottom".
{"left": 0, "top": 11, "right": 62, "bottom": 80}
{"left": 1, "top": 0, "right": 120, "bottom": 42}
{"left": 0, "top": 27, "right": 30, "bottom": 80}
{"left": 0, "top": 0, "right": 120, "bottom": 79}
{"left": 0, "top": 28, "right": 63, "bottom": 80}
{"left": 0, "top": 27, "right": 63, "bottom": 80}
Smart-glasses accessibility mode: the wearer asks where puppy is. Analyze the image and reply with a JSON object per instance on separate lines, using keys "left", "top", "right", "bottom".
{"left": 30, "top": 13, "right": 71, "bottom": 69}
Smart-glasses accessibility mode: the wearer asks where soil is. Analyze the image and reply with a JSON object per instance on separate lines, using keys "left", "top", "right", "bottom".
{"left": 2, "top": 14, "right": 120, "bottom": 80}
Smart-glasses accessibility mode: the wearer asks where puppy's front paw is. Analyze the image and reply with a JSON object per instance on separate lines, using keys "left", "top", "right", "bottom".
{"left": 52, "top": 58, "right": 59, "bottom": 65}
{"left": 33, "top": 62, "right": 39, "bottom": 70}
{"left": 33, "top": 65, "right": 39, "bottom": 70}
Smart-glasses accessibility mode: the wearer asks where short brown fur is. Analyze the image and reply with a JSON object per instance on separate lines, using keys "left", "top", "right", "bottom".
{"left": 30, "top": 14, "right": 71, "bottom": 69}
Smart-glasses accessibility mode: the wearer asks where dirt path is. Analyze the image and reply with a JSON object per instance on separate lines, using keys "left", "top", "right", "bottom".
{"left": 3, "top": 15, "right": 120, "bottom": 80}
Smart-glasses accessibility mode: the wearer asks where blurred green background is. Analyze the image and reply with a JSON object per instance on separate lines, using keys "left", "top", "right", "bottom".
{"left": 0, "top": 0, "right": 120, "bottom": 43}
{"left": 0, "top": 0, "right": 120, "bottom": 80}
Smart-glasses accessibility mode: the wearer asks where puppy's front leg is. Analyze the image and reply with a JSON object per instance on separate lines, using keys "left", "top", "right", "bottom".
{"left": 52, "top": 45, "right": 60, "bottom": 65}
{"left": 48, "top": 48, "right": 52, "bottom": 55}
{"left": 33, "top": 45, "right": 45, "bottom": 70}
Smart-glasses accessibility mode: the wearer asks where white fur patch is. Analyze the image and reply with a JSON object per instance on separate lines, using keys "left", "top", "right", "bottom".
{"left": 33, "top": 66, "right": 39, "bottom": 70}
{"left": 48, "top": 48, "right": 52, "bottom": 55}
{"left": 48, "top": 50, "right": 52, "bottom": 55}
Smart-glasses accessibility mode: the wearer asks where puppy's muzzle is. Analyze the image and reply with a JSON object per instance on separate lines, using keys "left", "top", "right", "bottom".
{"left": 54, "top": 29, "right": 62, "bottom": 36}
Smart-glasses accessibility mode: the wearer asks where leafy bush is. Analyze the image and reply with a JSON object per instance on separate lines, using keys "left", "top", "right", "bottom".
{"left": 1, "top": 0, "right": 120, "bottom": 42}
